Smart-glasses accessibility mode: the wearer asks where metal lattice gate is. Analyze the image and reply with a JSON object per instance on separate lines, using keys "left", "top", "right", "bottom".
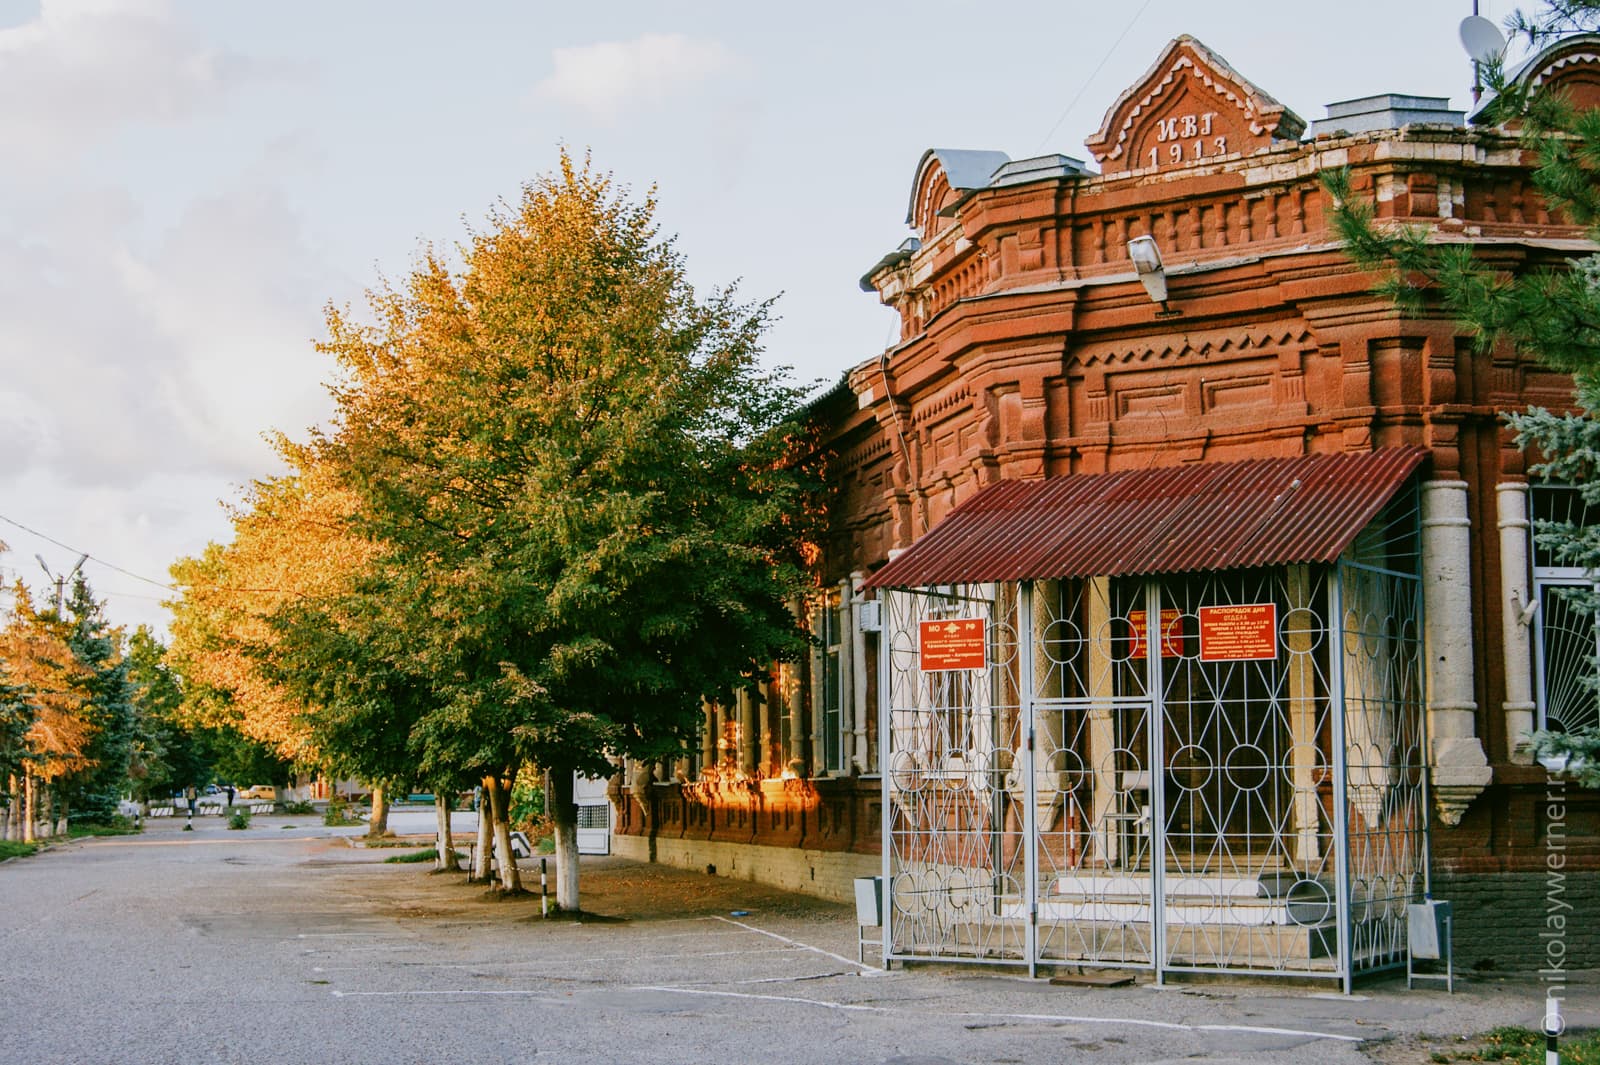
{"left": 880, "top": 506, "right": 1427, "bottom": 986}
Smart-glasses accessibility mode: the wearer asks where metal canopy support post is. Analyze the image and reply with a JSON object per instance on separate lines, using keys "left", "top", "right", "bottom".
{"left": 1145, "top": 580, "right": 1167, "bottom": 985}
{"left": 1020, "top": 580, "right": 1038, "bottom": 978}
{"left": 1329, "top": 568, "right": 1355, "bottom": 995}
{"left": 879, "top": 591, "right": 893, "bottom": 970}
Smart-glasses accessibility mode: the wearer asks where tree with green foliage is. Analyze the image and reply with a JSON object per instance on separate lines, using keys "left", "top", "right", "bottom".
{"left": 57, "top": 577, "right": 138, "bottom": 824}
{"left": 126, "top": 626, "right": 212, "bottom": 803}
{"left": 1327, "top": 0, "right": 1600, "bottom": 785}
{"left": 301, "top": 151, "right": 818, "bottom": 909}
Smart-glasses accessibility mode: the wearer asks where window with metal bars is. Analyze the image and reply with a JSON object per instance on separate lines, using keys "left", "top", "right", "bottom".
{"left": 1531, "top": 485, "right": 1600, "bottom": 733}
{"left": 820, "top": 598, "right": 844, "bottom": 773}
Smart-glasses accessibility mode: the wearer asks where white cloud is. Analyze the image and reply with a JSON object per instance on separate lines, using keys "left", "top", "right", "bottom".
{"left": 0, "top": 168, "right": 336, "bottom": 491}
{"left": 533, "top": 32, "right": 740, "bottom": 122}
{"left": 0, "top": 0, "right": 261, "bottom": 164}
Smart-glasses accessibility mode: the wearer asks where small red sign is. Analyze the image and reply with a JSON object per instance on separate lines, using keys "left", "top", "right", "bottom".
{"left": 1198, "top": 603, "right": 1278, "bottom": 661}
{"left": 1128, "top": 608, "right": 1184, "bottom": 660}
{"left": 920, "top": 617, "right": 987, "bottom": 672}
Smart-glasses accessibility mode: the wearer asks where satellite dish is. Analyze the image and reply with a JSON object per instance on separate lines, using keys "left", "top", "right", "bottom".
{"left": 1460, "top": 15, "right": 1507, "bottom": 64}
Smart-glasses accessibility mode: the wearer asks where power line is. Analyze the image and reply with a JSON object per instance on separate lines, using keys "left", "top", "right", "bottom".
{"left": 1033, "top": 0, "right": 1158, "bottom": 154}
{"left": 0, "top": 511, "right": 175, "bottom": 592}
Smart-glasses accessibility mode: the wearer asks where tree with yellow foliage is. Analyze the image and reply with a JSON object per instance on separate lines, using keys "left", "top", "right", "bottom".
{"left": 0, "top": 583, "right": 94, "bottom": 841}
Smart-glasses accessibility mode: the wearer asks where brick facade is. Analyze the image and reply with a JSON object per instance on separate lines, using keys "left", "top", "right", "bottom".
{"left": 616, "top": 31, "right": 1600, "bottom": 972}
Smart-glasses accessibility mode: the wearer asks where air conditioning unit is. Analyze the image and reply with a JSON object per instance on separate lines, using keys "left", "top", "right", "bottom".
{"left": 857, "top": 600, "right": 882, "bottom": 632}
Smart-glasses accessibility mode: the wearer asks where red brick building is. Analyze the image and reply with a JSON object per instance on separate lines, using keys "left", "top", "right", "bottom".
{"left": 613, "top": 33, "right": 1600, "bottom": 979}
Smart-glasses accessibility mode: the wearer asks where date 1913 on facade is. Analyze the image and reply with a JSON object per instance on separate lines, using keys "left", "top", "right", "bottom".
{"left": 1147, "top": 111, "right": 1226, "bottom": 169}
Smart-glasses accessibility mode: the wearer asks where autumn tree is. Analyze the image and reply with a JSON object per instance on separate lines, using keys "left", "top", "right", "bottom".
{"left": 168, "top": 445, "right": 376, "bottom": 807}
{"left": 0, "top": 583, "right": 95, "bottom": 840}
{"left": 1328, "top": 0, "right": 1600, "bottom": 781}
{"left": 306, "top": 152, "right": 816, "bottom": 909}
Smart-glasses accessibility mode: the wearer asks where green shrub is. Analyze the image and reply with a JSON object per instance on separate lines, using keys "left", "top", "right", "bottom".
{"left": 280, "top": 800, "right": 315, "bottom": 815}
{"left": 228, "top": 809, "right": 251, "bottom": 830}
{"left": 324, "top": 800, "right": 362, "bottom": 827}
{"left": 67, "top": 816, "right": 140, "bottom": 838}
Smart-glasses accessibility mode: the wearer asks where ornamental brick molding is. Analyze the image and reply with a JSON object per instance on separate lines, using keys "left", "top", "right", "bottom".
{"left": 1085, "top": 34, "right": 1305, "bottom": 175}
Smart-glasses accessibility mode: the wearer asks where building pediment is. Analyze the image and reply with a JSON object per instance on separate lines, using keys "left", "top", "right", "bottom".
{"left": 1085, "top": 35, "right": 1305, "bottom": 176}
{"left": 906, "top": 148, "right": 1010, "bottom": 234}
{"left": 1471, "top": 32, "right": 1600, "bottom": 124}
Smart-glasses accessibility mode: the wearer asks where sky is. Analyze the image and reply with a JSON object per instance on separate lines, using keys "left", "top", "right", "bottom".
{"left": 0, "top": 0, "right": 1520, "bottom": 637}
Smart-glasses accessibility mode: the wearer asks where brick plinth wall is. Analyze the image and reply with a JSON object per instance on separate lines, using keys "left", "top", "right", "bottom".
{"left": 1429, "top": 872, "right": 1599, "bottom": 971}
{"left": 612, "top": 776, "right": 883, "bottom": 901}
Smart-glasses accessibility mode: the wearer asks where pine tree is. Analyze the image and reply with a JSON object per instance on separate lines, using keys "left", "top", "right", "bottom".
{"left": 1327, "top": 1, "right": 1600, "bottom": 783}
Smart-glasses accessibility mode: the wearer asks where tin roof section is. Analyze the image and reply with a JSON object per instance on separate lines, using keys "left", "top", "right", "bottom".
{"left": 862, "top": 448, "right": 1429, "bottom": 590}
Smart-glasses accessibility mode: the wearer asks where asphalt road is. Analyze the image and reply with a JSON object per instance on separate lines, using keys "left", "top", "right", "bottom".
{"left": 0, "top": 814, "right": 1585, "bottom": 1065}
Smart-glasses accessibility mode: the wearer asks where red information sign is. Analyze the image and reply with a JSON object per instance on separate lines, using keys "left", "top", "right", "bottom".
{"left": 920, "top": 617, "right": 987, "bottom": 672}
{"left": 1128, "top": 608, "right": 1184, "bottom": 660}
{"left": 1198, "top": 603, "right": 1278, "bottom": 661}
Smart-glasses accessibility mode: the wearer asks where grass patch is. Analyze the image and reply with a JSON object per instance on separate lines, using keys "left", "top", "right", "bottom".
{"left": 66, "top": 816, "right": 140, "bottom": 838}
{"left": 1423, "top": 1027, "right": 1600, "bottom": 1065}
{"left": 0, "top": 840, "right": 38, "bottom": 861}
{"left": 385, "top": 848, "right": 439, "bottom": 864}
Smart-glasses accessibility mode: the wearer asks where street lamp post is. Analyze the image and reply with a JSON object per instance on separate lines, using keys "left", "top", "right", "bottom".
{"left": 34, "top": 553, "right": 87, "bottom": 615}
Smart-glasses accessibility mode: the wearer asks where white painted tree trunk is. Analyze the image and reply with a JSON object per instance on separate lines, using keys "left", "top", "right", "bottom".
{"left": 367, "top": 784, "right": 390, "bottom": 837}
{"left": 487, "top": 776, "right": 522, "bottom": 893}
{"left": 472, "top": 776, "right": 493, "bottom": 882}
{"left": 23, "top": 770, "right": 36, "bottom": 844}
{"left": 434, "top": 792, "right": 458, "bottom": 871}
{"left": 549, "top": 769, "right": 580, "bottom": 912}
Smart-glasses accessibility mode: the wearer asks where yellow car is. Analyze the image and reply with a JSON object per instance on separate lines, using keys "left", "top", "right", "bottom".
{"left": 237, "top": 785, "right": 278, "bottom": 802}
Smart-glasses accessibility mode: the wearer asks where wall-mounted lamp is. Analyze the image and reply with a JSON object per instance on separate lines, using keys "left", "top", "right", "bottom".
{"left": 1127, "top": 235, "right": 1180, "bottom": 317}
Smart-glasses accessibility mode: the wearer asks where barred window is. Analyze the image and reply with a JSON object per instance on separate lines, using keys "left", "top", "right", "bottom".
{"left": 1531, "top": 485, "right": 1600, "bottom": 733}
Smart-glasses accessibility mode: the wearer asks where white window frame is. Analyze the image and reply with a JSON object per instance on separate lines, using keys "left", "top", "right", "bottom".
{"left": 1530, "top": 485, "right": 1600, "bottom": 732}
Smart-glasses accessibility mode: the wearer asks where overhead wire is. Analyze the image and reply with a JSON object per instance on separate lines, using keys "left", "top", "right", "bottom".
{"left": 1033, "top": 0, "right": 1158, "bottom": 154}
{"left": 0, "top": 511, "right": 174, "bottom": 591}
{"left": 0, "top": 511, "right": 306, "bottom": 602}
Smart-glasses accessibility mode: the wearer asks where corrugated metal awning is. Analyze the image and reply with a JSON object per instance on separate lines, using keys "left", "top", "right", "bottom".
{"left": 861, "top": 447, "right": 1428, "bottom": 590}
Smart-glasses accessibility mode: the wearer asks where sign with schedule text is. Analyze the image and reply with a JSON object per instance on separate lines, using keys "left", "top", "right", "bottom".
{"left": 1198, "top": 603, "right": 1278, "bottom": 661}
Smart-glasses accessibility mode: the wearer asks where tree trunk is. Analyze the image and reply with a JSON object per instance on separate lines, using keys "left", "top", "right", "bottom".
{"left": 486, "top": 775, "right": 522, "bottom": 893}
{"left": 472, "top": 775, "right": 493, "bottom": 882}
{"left": 39, "top": 779, "right": 53, "bottom": 840}
{"left": 4, "top": 773, "right": 16, "bottom": 841}
{"left": 549, "top": 768, "right": 580, "bottom": 913}
{"left": 54, "top": 795, "right": 68, "bottom": 838}
{"left": 434, "top": 792, "right": 459, "bottom": 871}
{"left": 367, "top": 784, "right": 390, "bottom": 837}
{"left": 22, "top": 769, "right": 35, "bottom": 844}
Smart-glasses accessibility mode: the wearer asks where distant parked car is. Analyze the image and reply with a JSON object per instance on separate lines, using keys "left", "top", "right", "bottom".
{"left": 238, "top": 785, "right": 278, "bottom": 802}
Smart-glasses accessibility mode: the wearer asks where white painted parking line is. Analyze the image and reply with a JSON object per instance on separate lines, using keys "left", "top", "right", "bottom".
{"left": 711, "top": 915, "right": 879, "bottom": 976}
{"left": 331, "top": 989, "right": 562, "bottom": 999}
{"left": 627, "top": 986, "right": 1365, "bottom": 1043}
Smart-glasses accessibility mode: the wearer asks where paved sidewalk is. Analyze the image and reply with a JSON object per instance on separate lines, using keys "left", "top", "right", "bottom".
{"left": 2, "top": 817, "right": 1593, "bottom": 1065}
